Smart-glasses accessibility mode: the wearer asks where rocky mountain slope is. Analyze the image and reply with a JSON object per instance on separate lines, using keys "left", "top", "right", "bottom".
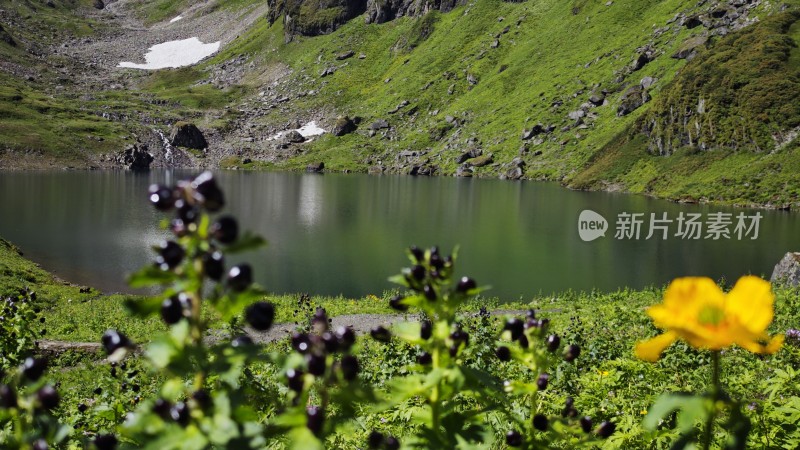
{"left": 0, "top": 0, "right": 799, "bottom": 206}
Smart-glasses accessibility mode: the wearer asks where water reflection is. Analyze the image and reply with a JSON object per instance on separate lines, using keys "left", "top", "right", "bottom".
{"left": 0, "top": 170, "right": 798, "bottom": 300}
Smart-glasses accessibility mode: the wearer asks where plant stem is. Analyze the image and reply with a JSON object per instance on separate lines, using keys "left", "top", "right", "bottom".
{"left": 703, "top": 351, "right": 721, "bottom": 450}
{"left": 431, "top": 343, "right": 441, "bottom": 435}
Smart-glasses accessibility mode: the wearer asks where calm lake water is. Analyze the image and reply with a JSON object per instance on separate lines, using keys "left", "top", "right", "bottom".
{"left": 0, "top": 170, "right": 798, "bottom": 300}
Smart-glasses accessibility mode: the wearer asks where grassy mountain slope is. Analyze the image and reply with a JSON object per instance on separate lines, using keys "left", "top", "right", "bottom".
{"left": 1, "top": 0, "right": 799, "bottom": 207}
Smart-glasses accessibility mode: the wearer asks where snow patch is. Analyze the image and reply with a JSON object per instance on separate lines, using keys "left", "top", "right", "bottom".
{"left": 118, "top": 37, "right": 220, "bottom": 70}
{"left": 169, "top": 15, "right": 184, "bottom": 23}
{"left": 268, "top": 121, "right": 327, "bottom": 141}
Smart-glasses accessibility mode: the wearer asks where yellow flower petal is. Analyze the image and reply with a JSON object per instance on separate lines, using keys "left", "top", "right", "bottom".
{"left": 635, "top": 331, "right": 678, "bottom": 362}
{"left": 766, "top": 335, "right": 784, "bottom": 354}
{"left": 726, "top": 276, "right": 774, "bottom": 335}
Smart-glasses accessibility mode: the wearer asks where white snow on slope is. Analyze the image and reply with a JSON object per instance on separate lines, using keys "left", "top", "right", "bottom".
{"left": 169, "top": 15, "right": 183, "bottom": 23}
{"left": 118, "top": 37, "right": 220, "bottom": 70}
{"left": 268, "top": 121, "right": 327, "bottom": 141}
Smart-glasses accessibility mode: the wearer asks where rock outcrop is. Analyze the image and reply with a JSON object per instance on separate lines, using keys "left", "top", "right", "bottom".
{"left": 365, "top": 0, "right": 467, "bottom": 24}
{"left": 0, "top": 25, "right": 15, "bottom": 47}
{"left": 771, "top": 252, "right": 800, "bottom": 286}
{"left": 116, "top": 144, "right": 153, "bottom": 170}
{"left": 169, "top": 123, "right": 208, "bottom": 149}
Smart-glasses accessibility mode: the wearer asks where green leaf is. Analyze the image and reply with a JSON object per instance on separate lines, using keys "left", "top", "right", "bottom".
{"left": 224, "top": 232, "right": 267, "bottom": 254}
{"left": 288, "top": 427, "right": 323, "bottom": 450}
{"left": 128, "top": 265, "right": 177, "bottom": 288}
{"left": 147, "top": 336, "right": 180, "bottom": 369}
{"left": 644, "top": 393, "right": 708, "bottom": 433}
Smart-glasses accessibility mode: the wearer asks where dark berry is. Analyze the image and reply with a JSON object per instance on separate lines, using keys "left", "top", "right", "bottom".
{"left": 429, "top": 253, "right": 444, "bottom": 270}
{"left": 495, "top": 346, "right": 511, "bottom": 361}
{"left": 456, "top": 277, "right": 476, "bottom": 293}
{"left": 504, "top": 318, "right": 524, "bottom": 341}
{"left": 77, "top": 403, "right": 88, "bottom": 413}
{"left": 227, "top": 264, "right": 253, "bottom": 292}
{"left": 191, "top": 171, "right": 225, "bottom": 212}
{"left": 389, "top": 295, "right": 407, "bottom": 312}
{"left": 385, "top": 436, "right": 400, "bottom": 450}
{"left": 192, "top": 389, "right": 212, "bottom": 411}
{"left": 448, "top": 344, "right": 459, "bottom": 357}
{"left": 32, "top": 439, "right": 48, "bottom": 450}
{"left": 410, "top": 265, "right": 425, "bottom": 281}
{"left": 94, "top": 434, "right": 118, "bottom": 450}
{"left": 518, "top": 334, "right": 530, "bottom": 349}
{"left": 536, "top": 373, "right": 550, "bottom": 391}
{"left": 202, "top": 251, "right": 225, "bottom": 281}
{"left": 231, "top": 335, "right": 254, "bottom": 348}
{"left": 160, "top": 296, "right": 184, "bottom": 325}
{"left": 175, "top": 199, "right": 200, "bottom": 224}
{"left": 336, "top": 327, "right": 356, "bottom": 351}
{"left": 170, "top": 402, "right": 190, "bottom": 426}
{"left": 409, "top": 246, "right": 424, "bottom": 263}
{"left": 291, "top": 333, "right": 312, "bottom": 354}
{"left": 370, "top": 326, "right": 391, "bottom": 343}
{"left": 310, "top": 307, "right": 329, "bottom": 333}
{"left": 287, "top": 369, "right": 305, "bottom": 392}
{"left": 546, "top": 334, "right": 561, "bottom": 352}
{"left": 306, "top": 405, "right": 324, "bottom": 435}
{"left": 245, "top": 301, "right": 274, "bottom": 331}
{"left": 36, "top": 385, "right": 59, "bottom": 410}
{"left": 210, "top": 216, "right": 238, "bottom": 244}
{"left": 564, "top": 344, "right": 581, "bottom": 362}
{"left": 533, "top": 414, "right": 548, "bottom": 431}
{"left": 169, "top": 218, "right": 189, "bottom": 237}
{"left": 152, "top": 398, "right": 172, "bottom": 420}
{"left": 417, "top": 352, "right": 432, "bottom": 365}
{"left": 340, "top": 355, "right": 359, "bottom": 380}
{"left": 101, "top": 330, "right": 132, "bottom": 355}
{"left": 156, "top": 240, "right": 184, "bottom": 269}
{"left": 22, "top": 357, "right": 47, "bottom": 382}
{"left": 580, "top": 416, "right": 593, "bottom": 433}
{"left": 306, "top": 354, "right": 326, "bottom": 377}
{"left": 450, "top": 330, "right": 469, "bottom": 346}
{"left": 525, "top": 309, "right": 536, "bottom": 319}
{"left": 321, "top": 332, "right": 339, "bottom": 353}
{"left": 422, "top": 284, "right": 436, "bottom": 301}
{"left": 420, "top": 320, "right": 432, "bottom": 340}
{"left": 367, "top": 430, "right": 384, "bottom": 448}
{"left": 0, "top": 384, "right": 17, "bottom": 409}
{"left": 148, "top": 184, "right": 174, "bottom": 211}
{"left": 506, "top": 430, "right": 523, "bottom": 447}
{"left": 596, "top": 421, "right": 616, "bottom": 438}
{"left": 93, "top": 387, "right": 102, "bottom": 396}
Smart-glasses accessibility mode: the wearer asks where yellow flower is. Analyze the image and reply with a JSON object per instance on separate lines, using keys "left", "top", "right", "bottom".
{"left": 635, "top": 276, "right": 783, "bottom": 362}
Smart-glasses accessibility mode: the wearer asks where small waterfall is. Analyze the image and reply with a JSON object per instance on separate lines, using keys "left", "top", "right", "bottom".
{"left": 155, "top": 129, "right": 174, "bottom": 167}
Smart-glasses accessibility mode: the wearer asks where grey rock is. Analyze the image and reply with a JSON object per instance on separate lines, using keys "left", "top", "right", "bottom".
{"left": 170, "top": 123, "right": 208, "bottom": 149}
{"left": 771, "top": 252, "right": 800, "bottom": 286}
{"left": 617, "top": 85, "right": 651, "bottom": 116}
{"left": 0, "top": 25, "right": 15, "bottom": 47}
{"left": 505, "top": 166, "right": 524, "bottom": 180}
{"left": 320, "top": 66, "right": 337, "bottom": 77}
{"left": 568, "top": 110, "right": 586, "bottom": 120}
{"left": 455, "top": 166, "right": 473, "bottom": 177}
{"left": 336, "top": 50, "right": 355, "bottom": 60}
{"left": 456, "top": 148, "right": 482, "bottom": 163}
{"left": 490, "top": 39, "right": 500, "bottom": 48}
{"left": 370, "top": 119, "right": 390, "bottom": 130}
{"left": 93, "top": 0, "right": 104, "bottom": 9}
{"left": 332, "top": 116, "right": 357, "bottom": 136}
{"left": 118, "top": 144, "right": 153, "bottom": 170}
{"left": 284, "top": 130, "right": 306, "bottom": 144}
{"left": 640, "top": 76, "right": 657, "bottom": 89}
{"left": 588, "top": 93, "right": 605, "bottom": 106}
{"left": 306, "top": 162, "right": 325, "bottom": 173}
{"left": 467, "top": 153, "right": 493, "bottom": 167}
{"left": 467, "top": 73, "right": 478, "bottom": 85}
{"left": 672, "top": 35, "right": 708, "bottom": 59}
{"left": 521, "top": 124, "right": 545, "bottom": 140}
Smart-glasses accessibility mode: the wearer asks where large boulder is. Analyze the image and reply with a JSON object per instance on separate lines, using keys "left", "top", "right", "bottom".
{"left": 617, "top": 85, "right": 650, "bottom": 116}
{"left": 169, "top": 122, "right": 207, "bottom": 149}
{"left": 117, "top": 144, "right": 153, "bottom": 170}
{"left": 306, "top": 162, "right": 325, "bottom": 173}
{"left": 332, "top": 116, "right": 357, "bottom": 136}
{"left": 771, "top": 252, "right": 800, "bottom": 286}
{"left": 0, "top": 25, "right": 15, "bottom": 47}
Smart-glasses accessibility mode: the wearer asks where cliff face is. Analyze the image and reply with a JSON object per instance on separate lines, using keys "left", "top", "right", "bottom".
{"left": 267, "top": 0, "right": 501, "bottom": 39}
{"left": 635, "top": 10, "right": 800, "bottom": 155}
{"left": 267, "top": 0, "right": 369, "bottom": 41}
{"left": 363, "top": 0, "right": 468, "bottom": 25}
